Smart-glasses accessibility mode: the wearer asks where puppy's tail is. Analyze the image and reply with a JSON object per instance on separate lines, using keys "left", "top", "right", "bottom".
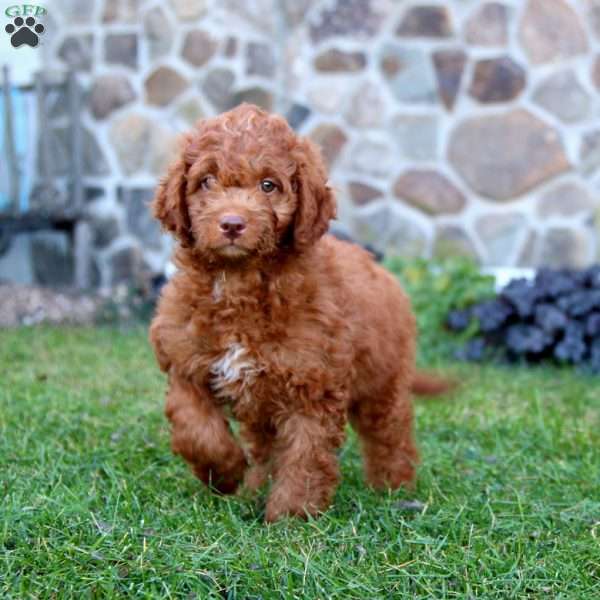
{"left": 411, "top": 371, "right": 456, "bottom": 397}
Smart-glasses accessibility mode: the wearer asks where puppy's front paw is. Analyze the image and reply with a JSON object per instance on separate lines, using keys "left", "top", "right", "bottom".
{"left": 193, "top": 449, "right": 248, "bottom": 495}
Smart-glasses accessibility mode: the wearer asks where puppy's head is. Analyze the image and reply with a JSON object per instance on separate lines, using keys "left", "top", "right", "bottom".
{"left": 153, "top": 104, "right": 336, "bottom": 263}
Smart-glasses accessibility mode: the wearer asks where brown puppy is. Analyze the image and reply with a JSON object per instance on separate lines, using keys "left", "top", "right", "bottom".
{"left": 150, "top": 104, "right": 441, "bottom": 522}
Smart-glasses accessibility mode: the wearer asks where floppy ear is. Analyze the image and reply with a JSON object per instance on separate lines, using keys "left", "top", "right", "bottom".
{"left": 292, "top": 139, "right": 337, "bottom": 251}
{"left": 152, "top": 157, "right": 194, "bottom": 248}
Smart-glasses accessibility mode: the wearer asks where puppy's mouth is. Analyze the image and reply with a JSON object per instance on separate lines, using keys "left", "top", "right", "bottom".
{"left": 216, "top": 241, "right": 251, "bottom": 258}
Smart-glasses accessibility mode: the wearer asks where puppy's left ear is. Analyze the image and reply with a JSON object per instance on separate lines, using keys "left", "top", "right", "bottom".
{"left": 292, "top": 139, "right": 337, "bottom": 251}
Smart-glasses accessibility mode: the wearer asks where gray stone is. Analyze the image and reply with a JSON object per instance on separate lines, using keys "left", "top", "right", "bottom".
{"left": 307, "top": 81, "right": 353, "bottom": 114}
{"left": 109, "top": 113, "right": 152, "bottom": 174}
{"left": 345, "top": 81, "right": 387, "bottom": 128}
{"left": 310, "top": 0, "right": 384, "bottom": 43}
{"left": 31, "top": 231, "right": 74, "bottom": 287}
{"left": 107, "top": 245, "right": 143, "bottom": 286}
{"left": 182, "top": 30, "right": 218, "bottom": 67}
{"left": 145, "top": 67, "right": 189, "bottom": 106}
{"left": 517, "top": 231, "right": 539, "bottom": 267}
{"left": 519, "top": 0, "right": 588, "bottom": 64}
{"left": 0, "top": 234, "right": 33, "bottom": 285}
{"left": 380, "top": 45, "right": 438, "bottom": 104}
{"left": 85, "top": 186, "right": 105, "bottom": 204}
{"left": 225, "top": 87, "right": 273, "bottom": 112}
{"left": 469, "top": 57, "right": 526, "bottom": 103}
{"left": 540, "top": 228, "right": 591, "bottom": 268}
{"left": 433, "top": 225, "right": 479, "bottom": 260}
{"left": 354, "top": 203, "right": 427, "bottom": 257}
{"left": 246, "top": 42, "right": 276, "bottom": 77}
{"left": 224, "top": 37, "right": 238, "bottom": 57}
{"left": 309, "top": 124, "right": 348, "bottom": 168}
{"left": 282, "top": 0, "right": 314, "bottom": 26}
{"left": 202, "top": 68, "right": 236, "bottom": 111}
{"left": 448, "top": 110, "right": 570, "bottom": 201}
{"left": 175, "top": 97, "right": 205, "bottom": 127}
{"left": 347, "top": 137, "right": 394, "bottom": 178}
{"left": 148, "top": 126, "right": 179, "bottom": 176}
{"left": 476, "top": 213, "right": 527, "bottom": 265}
{"left": 394, "top": 170, "right": 466, "bottom": 215}
{"left": 396, "top": 5, "right": 453, "bottom": 38}
{"left": 55, "top": 0, "right": 95, "bottom": 23}
{"left": 90, "top": 215, "right": 120, "bottom": 249}
{"left": 391, "top": 114, "right": 439, "bottom": 161}
{"left": 89, "top": 74, "right": 136, "bottom": 119}
{"left": 348, "top": 182, "right": 383, "bottom": 206}
{"left": 580, "top": 130, "right": 600, "bottom": 176}
{"left": 143, "top": 6, "right": 173, "bottom": 59}
{"left": 585, "top": 0, "right": 600, "bottom": 39}
{"left": 464, "top": 2, "right": 509, "bottom": 46}
{"left": 103, "top": 0, "right": 139, "bottom": 22}
{"left": 314, "top": 49, "right": 367, "bottom": 72}
{"left": 223, "top": 0, "right": 279, "bottom": 31}
{"left": 104, "top": 33, "right": 138, "bottom": 69}
{"left": 119, "top": 187, "right": 163, "bottom": 249}
{"left": 592, "top": 56, "right": 600, "bottom": 92}
{"left": 58, "top": 34, "right": 93, "bottom": 71}
{"left": 533, "top": 70, "right": 591, "bottom": 123}
{"left": 432, "top": 49, "right": 467, "bottom": 110}
{"left": 537, "top": 182, "right": 595, "bottom": 217}
{"left": 286, "top": 104, "right": 311, "bottom": 130}
{"left": 81, "top": 127, "right": 111, "bottom": 177}
{"left": 169, "top": 0, "right": 207, "bottom": 20}
{"left": 48, "top": 126, "right": 110, "bottom": 177}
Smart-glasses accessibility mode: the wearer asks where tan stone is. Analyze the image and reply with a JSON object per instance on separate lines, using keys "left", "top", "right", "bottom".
{"left": 537, "top": 182, "right": 595, "bottom": 217}
{"left": 464, "top": 3, "right": 509, "bottom": 46}
{"left": 469, "top": 57, "right": 526, "bottom": 103}
{"left": 181, "top": 30, "right": 218, "bottom": 67}
{"left": 348, "top": 182, "right": 383, "bottom": 206}
{"left": 448, "top": 110, "right": 570, "bottom": 201}
{"left": 314, "top": 49, "right": 367, "bottom": 73}
{"left": 145, "top": 66, "right": 189, "bottom": 106}
{"left": 109, "top": 113, "right": 152, "bottom": 174}
{"left": 309, "top": 124, "right": 348, "bottom": 168}
{"left": 169, "top": 0, "right": 207, "bottom": 20}
{"left": 394, "top": 170, "right": 466, "bottom": 215}
{"left": 519, "top": 0, "right": 588, "bottom": 64}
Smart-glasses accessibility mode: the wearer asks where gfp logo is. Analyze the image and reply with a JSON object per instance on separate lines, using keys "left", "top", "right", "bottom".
{"left": 4, "top": 5, "right": 47, "bottom": 48}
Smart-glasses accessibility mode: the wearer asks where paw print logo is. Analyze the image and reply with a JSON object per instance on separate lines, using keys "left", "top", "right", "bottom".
{"left": 5, "top": 16, "right": 45, "bottom": 48}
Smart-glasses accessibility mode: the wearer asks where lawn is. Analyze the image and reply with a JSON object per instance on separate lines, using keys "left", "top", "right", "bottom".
{"left": 1, "top": 326, "right": 599, "bottom": 598}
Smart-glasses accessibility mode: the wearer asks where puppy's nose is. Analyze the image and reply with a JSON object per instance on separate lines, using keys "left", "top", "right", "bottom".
{"left": 219, "top": 214, "right": 246, "bottom": 239}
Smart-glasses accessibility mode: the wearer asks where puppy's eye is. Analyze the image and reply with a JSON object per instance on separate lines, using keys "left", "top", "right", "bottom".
{"left": 200, "top": 175, "right": 216, "bottom": 190}
{"left": 260, "top": 179, "right": 277, "bottom": 194}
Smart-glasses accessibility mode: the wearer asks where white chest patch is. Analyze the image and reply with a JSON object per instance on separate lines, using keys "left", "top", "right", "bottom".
{"left": 209, "top": 343, "right": 259, "bottom": 403}
{"left": 212, "top": 273, "right": 225, "bottom": 303}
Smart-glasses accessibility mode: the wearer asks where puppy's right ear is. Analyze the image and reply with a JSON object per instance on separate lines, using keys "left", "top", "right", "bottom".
{"left": 152, "top": 157, "right": 194, "bottom": 247}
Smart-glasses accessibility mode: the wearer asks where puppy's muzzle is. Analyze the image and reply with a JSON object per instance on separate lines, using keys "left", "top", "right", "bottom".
{"left": 219, "top": 214, "right": 247, "bottom": 241}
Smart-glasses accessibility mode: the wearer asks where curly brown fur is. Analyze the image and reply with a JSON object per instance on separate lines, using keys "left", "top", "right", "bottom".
{"left": 150, "top": 104, "right": 448, "bottom": 522}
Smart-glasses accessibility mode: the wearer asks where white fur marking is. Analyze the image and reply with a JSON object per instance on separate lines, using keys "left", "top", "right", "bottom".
{"left": 209, "top": 343, "right": 259, "bottom": 402}
{"left": 212, "top": 272, "right": 225, "bottom": 302}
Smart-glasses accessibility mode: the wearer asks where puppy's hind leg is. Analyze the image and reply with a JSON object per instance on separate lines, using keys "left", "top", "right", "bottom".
{"left": 165, "top": 375, "right": 247, "bottom": 494}
{"left": 350, "top": 382, "right": 419, "bottom": 490}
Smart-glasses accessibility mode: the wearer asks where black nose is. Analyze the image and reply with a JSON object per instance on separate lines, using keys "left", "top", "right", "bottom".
{"left": 219, "top": 215, "right": 246, "bottom": 239}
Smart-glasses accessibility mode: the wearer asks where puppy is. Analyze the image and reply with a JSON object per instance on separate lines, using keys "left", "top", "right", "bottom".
{"left": 150, "top": 103, "right": 446, "bottom": 522}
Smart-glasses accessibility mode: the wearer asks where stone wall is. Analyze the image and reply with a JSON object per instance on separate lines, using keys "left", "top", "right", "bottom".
{"left": 35, "top": 0, "right": 600, "bottom": 286}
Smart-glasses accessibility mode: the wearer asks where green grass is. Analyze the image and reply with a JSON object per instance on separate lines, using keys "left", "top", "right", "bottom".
{"left": 1, "top": 326, "right": 599, "bottom": 599}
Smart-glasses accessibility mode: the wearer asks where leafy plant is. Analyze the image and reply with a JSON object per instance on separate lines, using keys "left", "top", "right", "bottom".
{"left": 384, "top": 256, "right": 495, "bottom": 361}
